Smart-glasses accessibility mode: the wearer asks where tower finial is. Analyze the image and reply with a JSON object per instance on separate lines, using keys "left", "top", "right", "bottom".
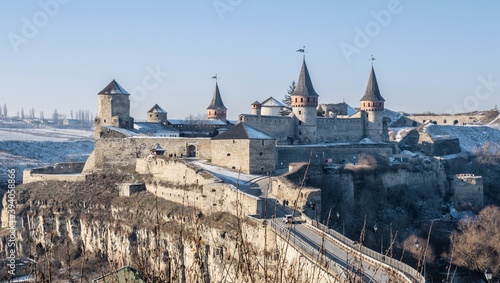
{"left": 297, "top": 46, "right": 306, "bottom": 59}
{"left": 370, "top": 55, "right": 376, "bottom": 65}
{"left": 211, "top": 74, "right": 218, "bottom": 82}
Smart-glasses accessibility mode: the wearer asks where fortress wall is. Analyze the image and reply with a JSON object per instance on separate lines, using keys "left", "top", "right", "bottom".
{"left": 136, "top": 158, "right": 216, "bottom": 186}
{"left": 317, "top": 117, "right": 364, "bottom": 142}
{"left": 240, "top": 115, "right": 294, "bottom": 143}
{"left": 409, "top": 114, "right": 485, "bottom": 125}
{"left": 86, "top": 137, "right": 212, "bottom": 172}
{"left": 30, "top": 162, "right": 85, "bottom": 174}
{"left": 452, "top": 174, "right": 484, "bottom": 209}
{"left": 23, "top": 169, "right": 86, "bottom": 184}
{"left": 148, "top": 183, "right": 262, "bottom": 216}
{"left": 276, "top": 144, "right": 395, "bottom": 169}
{"left": 271, "top": 176, "right": 322, "bottom": 220}
{"left": 212, "top": 139, "right": 250, "bottom": 173}
{"left": 249, "top": 139, "right": 276, "bottom": 173}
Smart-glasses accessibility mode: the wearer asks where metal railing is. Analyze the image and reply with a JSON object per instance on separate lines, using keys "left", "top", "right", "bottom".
{"left": 309, "top": 219, "right": 425, "bottom": 283}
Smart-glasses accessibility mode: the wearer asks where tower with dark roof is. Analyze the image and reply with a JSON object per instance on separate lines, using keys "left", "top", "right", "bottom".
{"left": 291, "top": 59, "right": 319, "bottom": 143}
{"left": 94, "top": 80, "right": 134, "bottom": 139}
{"left": 147, "top": 104, "right": 168, "bottom": 124}
{"left": 360, "top": 66, "right": 387, "bottom": 142}
{"left": 251, "top": 101, "right": 261, "bottom": 116}
{"left": 206, "top": 82, "right": 227, "bottom": 120}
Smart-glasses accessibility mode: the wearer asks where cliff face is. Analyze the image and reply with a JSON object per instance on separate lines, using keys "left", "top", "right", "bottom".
{"left": 1, "top": 172, "right": 335, "bottom": 283}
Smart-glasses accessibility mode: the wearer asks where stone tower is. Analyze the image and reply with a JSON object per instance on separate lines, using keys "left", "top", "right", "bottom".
{"left": 291, "top": 58, "right": 318, "bottom": 143}
{"left": 206, "top": 82, "right": 227, "bottom": 120}
{"left": 360, "top": 66, "right": 386, "bottom": 142}
{"left": 94, "top": 80, "right": 134, "bottom": 139}
{"left": 147, "top": 104, "right": 168, "bottom": 124}
{"left": 251, "top": 101, "right": 261, "bottom": 115}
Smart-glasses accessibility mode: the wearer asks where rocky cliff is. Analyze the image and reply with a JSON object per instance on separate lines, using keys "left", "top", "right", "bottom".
{"left": 0, "top": 171, "right": 335, "bottom": 282}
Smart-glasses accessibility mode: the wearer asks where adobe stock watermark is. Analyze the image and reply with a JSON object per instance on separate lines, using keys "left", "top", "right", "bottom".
{"left": 7, "top": 0, "right": 72, "bottom": 54}
{"left": 339, "top": 0, "right": 405, "bottom": 63}
{"left": 130, "top": 65, "right": 170, "bottom": 110}
{"left": 446, "top": 74, "right": 500, "bottom": 114}
{"left": 6, "top": 169, "right": 17, "bottom": 277}
{"left": 213, "top": 0, "right": 242, "bottom": 21}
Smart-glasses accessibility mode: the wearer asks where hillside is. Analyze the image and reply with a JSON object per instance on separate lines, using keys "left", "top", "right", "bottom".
{"left": 0, "top": 128, "right": 93, "bottom": 184}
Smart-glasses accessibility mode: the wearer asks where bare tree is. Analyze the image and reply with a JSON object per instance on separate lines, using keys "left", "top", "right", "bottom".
{"left": 450, "top": 205, "right": 500, "bottom": 278}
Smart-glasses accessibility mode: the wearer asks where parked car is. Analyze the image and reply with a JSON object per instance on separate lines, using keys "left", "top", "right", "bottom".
{"left": 283, "top": 214, "right": 294, "bottom": 224}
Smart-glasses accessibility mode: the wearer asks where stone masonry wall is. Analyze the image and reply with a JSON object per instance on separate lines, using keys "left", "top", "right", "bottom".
{"left": 249, "top": 139, "right": 276, "bottom": 174}
{"left": 451, "top": 174, "right": 484, "bottom": 209}
{"left": 239, "top": 115, "right": 295, "bottom": 144}
{"left": 316, "top": 117, "right": 364, "bottom": 143}
{"left": 211, "top": 139, "right": 250, "bottom": 173}
{"left": 83, "top": 137, "right": 212, "bottom": 173}
{"left": 136, "top": 158, "right": 262, "bottom": 216}
{"left": 276, "top": 144, "right": 395, "bottom": 169}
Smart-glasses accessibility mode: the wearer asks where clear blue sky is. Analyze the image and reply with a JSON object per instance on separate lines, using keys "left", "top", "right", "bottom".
{"left": 1, "top": 0, "right": 499, "bottom": 120}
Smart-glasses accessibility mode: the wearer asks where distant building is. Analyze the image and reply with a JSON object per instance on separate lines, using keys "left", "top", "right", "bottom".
{"left": 398, "top": 126, "right": 461, "bottom": 156}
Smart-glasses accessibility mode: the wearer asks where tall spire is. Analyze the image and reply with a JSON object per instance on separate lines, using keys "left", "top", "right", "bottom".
{"left": 360, "top": 66, "right": 385, "bottom": 102}
{"left": 206, "top": 82, "right": 227, "bottom": 110}
{"left": 292, "top": 58, "right": 319, "bottom": 98}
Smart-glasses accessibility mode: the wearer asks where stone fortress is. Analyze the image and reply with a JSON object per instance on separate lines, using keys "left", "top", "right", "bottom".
{"left": 85, "top": 58, "right": 396, "bottom": 175}
{"left": 21, "top": 57, "right": 486, "bottom": 213}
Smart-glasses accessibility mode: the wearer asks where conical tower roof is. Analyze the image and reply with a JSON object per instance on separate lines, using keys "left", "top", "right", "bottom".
{"left": 98, "top": 80, "right": 130, "bottom": 95}
{"left": 206, "top": 82, "right": 227, "bottom": 110}
{"left": 291, "top": 59, "right": 319, "bottom": 97}
{"left": 147, "top": 104, "right": 167, "bottom": 113}
{"left": 360, "top": 66, "right": 385, "bottom": 102}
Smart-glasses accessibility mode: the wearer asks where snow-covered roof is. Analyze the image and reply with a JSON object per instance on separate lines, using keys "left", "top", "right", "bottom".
{"left": 147, "top": 104, "right": 167, "bottom": 113}
{"left": 103, "top": 126, "right": 140, "bottom": 137}
{"left": 212, "top": 122, "right": 274, "bottom": 140}
{"left": 261, "top": 97, "right": 286, "bottom": 108}
{"left": 98, "top": 80, "right": 130, "bottom": 95}
{"left": 168, "top": 119, "right": 228, "bottom": 126}
{"left": 134, "top": 122, "right": 179, "bottom": 133}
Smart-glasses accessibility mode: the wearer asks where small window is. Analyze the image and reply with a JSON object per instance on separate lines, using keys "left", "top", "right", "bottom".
{"left": 299, "top": 111, "right": 302, "bottom": 114}
{"left": 227, "top": 153, "right": 231, "bottom": 156}
{"left": 299, "top": 131, "right": 302, "bottom": 135}
{"left": 156, "top": 114, "right": 158, "bottom": 117}
{"left": 259, "top": 152, "right": 263, "bottom": 155}
{"left": 104, "top": 119, "right": 106, "bottom": 123}
{"left": 215, "top": 111, "right": 217, "bottom": 115}
{"left": 307, "top": 97, "right": 310, "bottom": 102}
{"left": 301, "top": 98, "right": 303, "bottom": 102}
{"left": 295, "top": 98, "right": 297, "bottom": 102}
{"left": 261, "top": 140, "right": 264, "bottom": 146}
{"left": 443, "top": 119, "right": 447, "bottom": 124}
{"left": 299, "top": 121, "right": 302, "bottom": 125}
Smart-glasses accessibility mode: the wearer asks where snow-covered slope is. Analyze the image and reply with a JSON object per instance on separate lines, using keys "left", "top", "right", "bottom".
{"left": 423, "top": 125, "right": 500, "bottom": 152}
{"left": 0, "top": 128, "right": 94, "bottom": 184}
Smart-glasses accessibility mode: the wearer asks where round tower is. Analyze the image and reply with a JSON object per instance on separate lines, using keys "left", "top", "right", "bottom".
{"left": 360, "top": 66, "right": 386, "bottom": 142}
{"left": 251, "top": 101, "right": 261, "bottom": 115}
{"left": 291, "top": 59, "right": 318, "bottom": 143}
{"left": 94, "top": 80, "right": 134, "bottom": 139}
{"left": 147, "top": 104, "right": 168, "bottom": 124}
{"left": 206, "top": 81, "right": 227, "bottom": 120}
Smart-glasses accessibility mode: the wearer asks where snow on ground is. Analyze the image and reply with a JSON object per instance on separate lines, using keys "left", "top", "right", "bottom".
{"left": 0, "top": 128, "right": 94, "bottom": 184}
{"left": 423, "top": 124, "right": 500, "bottom": 152}
{"left": 384, "top": 109, "right": 403, "bottom": 126}
{"left": 0, "top": 127, "right": 93, "bottom": 141}
{"left": 388, "top": 127, "right": 415, "bottom": 142}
